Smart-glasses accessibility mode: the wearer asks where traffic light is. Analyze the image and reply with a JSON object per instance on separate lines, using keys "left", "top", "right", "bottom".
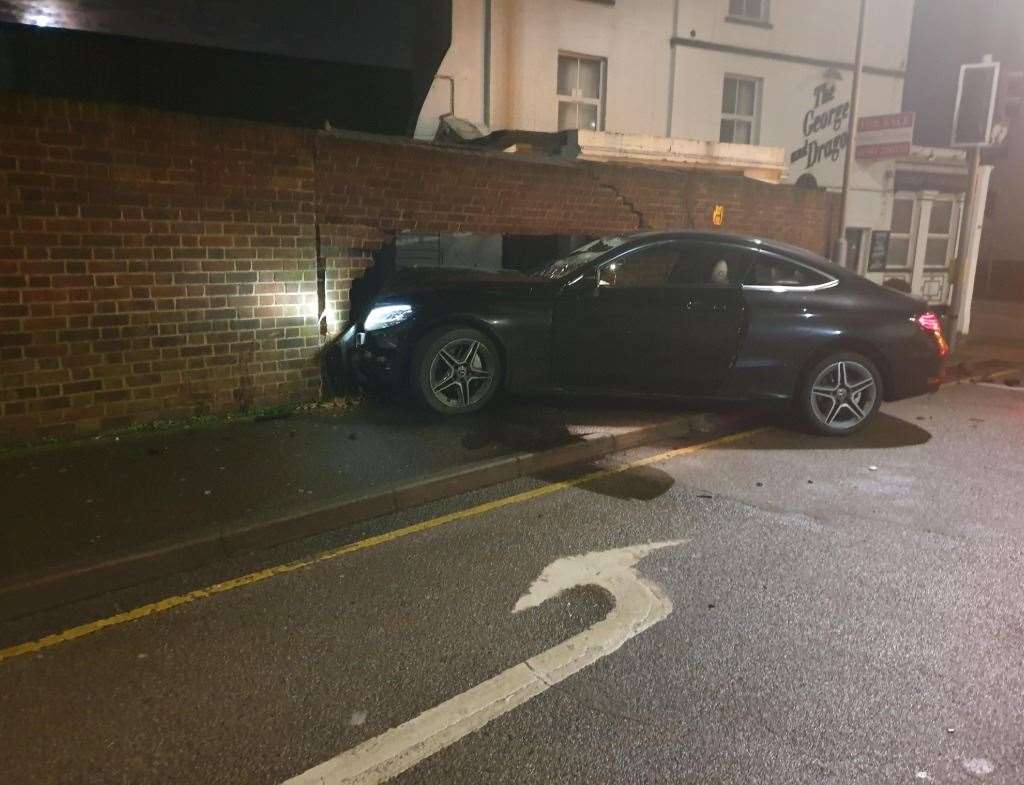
{"left": 990, "top": 69, "right": 1023, "bottom": 147}
{"left": 952, "top": 61, "right": 1000, "bottom": 147}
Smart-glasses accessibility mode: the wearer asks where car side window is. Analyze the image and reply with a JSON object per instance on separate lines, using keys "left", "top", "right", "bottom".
{"left": 598, "top": 241, "right": 754, "bottom": 288}
{"left": 598, "top": 243, "right": 680, "bottom": 288}
{"left": 669, "top": 243, "right": 754, "bottom": 287}
{"left": 743, "top": 253, "right": 832, "bottom": 288}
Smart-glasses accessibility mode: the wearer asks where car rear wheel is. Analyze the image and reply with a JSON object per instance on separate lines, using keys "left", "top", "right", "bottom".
{"left": 412, "top": 326, "right": 501, "bottom": 414}
{"left": 798, "top": 352, "right": 882, "bottom": 436}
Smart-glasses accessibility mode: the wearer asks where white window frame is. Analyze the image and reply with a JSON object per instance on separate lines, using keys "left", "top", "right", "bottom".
{"left": 720, "top": 74, "right": 762, "bottom": 145}
{"left": 922, "top": 196, "right": 959, "bottom": 270}
{"left": 844, "top": 227, "right": 870, "bottom": 274}
{"left": 556, "top": 52, "right": 607, "bottom": 132}
{"left": 884, "top": 194, "right": 918, "bottom": 271}
{"left": 728, "top": 0, "right": 770, "bottom": 24}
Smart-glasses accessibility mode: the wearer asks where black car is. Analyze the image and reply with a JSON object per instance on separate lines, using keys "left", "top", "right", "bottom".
{"left": 339, "top": 231, "right": 947, "bottom": 435}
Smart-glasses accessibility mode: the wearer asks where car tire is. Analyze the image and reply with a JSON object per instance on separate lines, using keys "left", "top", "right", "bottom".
{"left": 797, "top": 352, "right": 883, "bottom": 436}
{"left": 411, "top": 326, "right": 502, "bottom": 415}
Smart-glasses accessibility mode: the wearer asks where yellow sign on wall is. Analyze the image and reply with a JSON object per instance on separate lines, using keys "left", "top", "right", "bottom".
{"left": 712, "top": 205, "right": 725, "bottom": 226}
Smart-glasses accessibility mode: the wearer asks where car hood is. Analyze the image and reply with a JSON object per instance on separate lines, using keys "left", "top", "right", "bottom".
{"left": 380, "top": 266, "right": 555, "bottom": 296}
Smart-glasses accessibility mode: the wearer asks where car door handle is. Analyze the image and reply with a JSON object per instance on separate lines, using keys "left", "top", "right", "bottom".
{"left": 685, "top": 299, "right": 728, "bottom": 313}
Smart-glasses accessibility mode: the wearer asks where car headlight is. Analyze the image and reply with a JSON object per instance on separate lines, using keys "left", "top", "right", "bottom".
{"left": 363, "top": 304, "right": 413, "bottom": 331}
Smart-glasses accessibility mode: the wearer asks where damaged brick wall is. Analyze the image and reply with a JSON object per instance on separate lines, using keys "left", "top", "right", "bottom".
{"left": 311, "top": 133, "right": 838, "bottom": 333}
{"left": 0, "top": 94, "right": 838, "bottom": 442}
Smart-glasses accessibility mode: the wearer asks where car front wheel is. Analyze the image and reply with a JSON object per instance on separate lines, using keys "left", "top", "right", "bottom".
{"left": 412, "top": 326, "right": 501, "bottom": 414}
{"left": 798, "top": 352, "right": 882, "bottom": 436}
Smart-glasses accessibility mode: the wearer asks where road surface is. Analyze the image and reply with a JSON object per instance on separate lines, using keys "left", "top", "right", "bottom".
{"left": 1, "top": 381, "right": 1022, "bottom": 784}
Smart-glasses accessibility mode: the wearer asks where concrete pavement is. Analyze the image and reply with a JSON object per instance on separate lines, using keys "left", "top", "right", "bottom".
{"left": 966, "top": 299, "right": 1024, "bottom": 348}
{"left": 1, "top": 382, "right": 1022, "bottom": 784}
{"left": 0, "top": 395, "right": 732, "bottom": 618}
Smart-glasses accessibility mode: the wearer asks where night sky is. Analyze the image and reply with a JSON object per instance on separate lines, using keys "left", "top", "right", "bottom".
{"left": 904, "top": 0, "right": 1023, "bottom": 146}
{"left": 1, "top": 0, "right": 1019, "bottom": 147}
{"left": 0, "top": 0, "right": 419, "bottom": 69}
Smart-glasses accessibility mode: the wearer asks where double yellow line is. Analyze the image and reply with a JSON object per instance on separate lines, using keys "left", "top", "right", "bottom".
{"left": 0, "top": 426, "right": 763, "bottom": 664}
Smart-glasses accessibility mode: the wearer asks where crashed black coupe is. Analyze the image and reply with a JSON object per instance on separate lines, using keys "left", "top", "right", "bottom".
{"left": 339, "top": 231, "right": 947, "bottom": 435}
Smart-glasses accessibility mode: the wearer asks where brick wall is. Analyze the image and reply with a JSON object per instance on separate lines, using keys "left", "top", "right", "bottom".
{"left": 1, "top": 94, "right": 838, "bottom": 442}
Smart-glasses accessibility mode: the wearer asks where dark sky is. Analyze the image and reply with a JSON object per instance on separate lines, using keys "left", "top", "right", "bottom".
{"left": 904, "top": 0, "right": 1024, "bottom": 146}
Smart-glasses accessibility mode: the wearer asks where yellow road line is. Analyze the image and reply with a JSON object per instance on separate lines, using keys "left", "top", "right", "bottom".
{"left": 0, "top": 426, "right": 765, "bottom": 664}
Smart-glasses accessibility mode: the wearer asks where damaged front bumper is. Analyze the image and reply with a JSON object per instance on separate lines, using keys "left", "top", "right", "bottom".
{"left": 338, "top": 323, "right": 409, "bottom": 390}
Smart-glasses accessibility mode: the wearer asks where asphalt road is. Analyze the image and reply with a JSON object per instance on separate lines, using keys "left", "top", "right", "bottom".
{"left": 1, "top": 381, "right": 1023, "bottom": 784}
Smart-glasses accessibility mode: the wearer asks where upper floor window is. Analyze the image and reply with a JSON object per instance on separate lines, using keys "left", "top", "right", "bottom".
{"left": 728, "top": 0, "right": 770, "bottom": 24}
{"left": 557, "top": 53, "right": 606, "bottom": 132}
{"left": 720, "top": 75, "right": 761, "bottom": 144}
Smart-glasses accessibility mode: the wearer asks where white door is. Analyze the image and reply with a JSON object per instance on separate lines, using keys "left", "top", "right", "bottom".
{"left": 865, "top": 194, "right": 917, "bottom": 293}
{"left": 914, "top": 197, "right": 961, "bottom": 304}
{"left": 866, "top": 193, "right": 962, "bottom": 304}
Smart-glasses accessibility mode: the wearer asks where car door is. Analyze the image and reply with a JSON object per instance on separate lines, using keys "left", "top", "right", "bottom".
{"left": 674, "top": 242, "right": 750, "bottom": 394}
{"left": 551, "top": 239, "right": 746, "bottom": 395}
{"left": 725, "top": 247, "right": 841, "bottom": 398}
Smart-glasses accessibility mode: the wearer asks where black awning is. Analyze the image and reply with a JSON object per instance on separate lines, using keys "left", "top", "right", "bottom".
{"left": 0, "top": 0, "right": 450, "bottom": 135}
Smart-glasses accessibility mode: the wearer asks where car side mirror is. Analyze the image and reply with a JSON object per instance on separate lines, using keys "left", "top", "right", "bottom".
{"left": 565, "top": 270, "right": 600, "bottom": 298}
{"left": 597, "top": 264, "right": 619, "bottom": 292}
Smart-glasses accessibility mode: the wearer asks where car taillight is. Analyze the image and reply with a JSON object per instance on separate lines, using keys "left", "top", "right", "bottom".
{"left": 917, "top": 311, "right": 949, "bottom": 357}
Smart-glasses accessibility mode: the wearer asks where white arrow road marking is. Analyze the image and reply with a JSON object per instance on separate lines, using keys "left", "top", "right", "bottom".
{"left": 283, "top": 540, "right": 685, "bottom": 785}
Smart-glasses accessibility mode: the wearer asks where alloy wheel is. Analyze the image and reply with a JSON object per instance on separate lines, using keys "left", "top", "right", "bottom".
{"left": 428, "top": 338, "right": 495, "bottom": 409}
{"left": 809, "top": 360, "right": 877, "bottom": 430}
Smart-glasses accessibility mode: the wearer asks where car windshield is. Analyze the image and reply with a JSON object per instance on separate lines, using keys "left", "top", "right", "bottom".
{"left": 534, "top": 236, "right": 628, "bottom": 279}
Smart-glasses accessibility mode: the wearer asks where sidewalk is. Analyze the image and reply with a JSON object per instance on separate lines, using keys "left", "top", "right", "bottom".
{"left": 965, "top": 299, "right": 1024, "bottom": 349}
{"left": 0, "top": 395, "right": 740, "bottom": 618}
{"left": 951, "top": 342, "right": 1024, "bottom": 366}
{"left": 947, "top": 301, "right": 1024, "bottom": 381}
{"left": 948, "top": 335, "right": 1024, "bottom": 384}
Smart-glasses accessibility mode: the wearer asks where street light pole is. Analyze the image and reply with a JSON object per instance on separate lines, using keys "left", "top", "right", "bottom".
{"left": 836, "top": 0, "right": 868, "bottom": 268}
{"left": 949, "top": 145, "right": 981, "bottom": 353}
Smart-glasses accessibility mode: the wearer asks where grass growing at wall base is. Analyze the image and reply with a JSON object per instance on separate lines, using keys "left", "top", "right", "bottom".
{"left": 0, "top": 397, "right": 365, "bottom": 460}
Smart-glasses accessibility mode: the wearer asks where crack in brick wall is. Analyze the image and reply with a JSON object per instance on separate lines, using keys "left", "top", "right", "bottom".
{"left": 591, "top": 172, "right": 650, "bottom": 231}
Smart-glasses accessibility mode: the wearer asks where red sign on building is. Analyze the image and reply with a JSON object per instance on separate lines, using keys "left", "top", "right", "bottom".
{"left": 856, "top": 112, "right": 915, "bottom": 160}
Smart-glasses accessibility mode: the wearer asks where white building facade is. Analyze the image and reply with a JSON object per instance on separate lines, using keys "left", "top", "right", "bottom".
{"left": 417, "top": 0, "right": 971, "bottom": 305}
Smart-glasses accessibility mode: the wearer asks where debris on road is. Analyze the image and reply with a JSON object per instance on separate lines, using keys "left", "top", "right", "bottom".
{"left": 962, "top": 758, "right": 995, "bottom": 776}
{"left": 348, "top": 710, "right": 368, "bottom": 727}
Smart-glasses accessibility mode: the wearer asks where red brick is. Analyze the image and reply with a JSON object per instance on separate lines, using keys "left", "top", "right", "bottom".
{"left": 1, "top": 93, "right": 836, "bottom": 444}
